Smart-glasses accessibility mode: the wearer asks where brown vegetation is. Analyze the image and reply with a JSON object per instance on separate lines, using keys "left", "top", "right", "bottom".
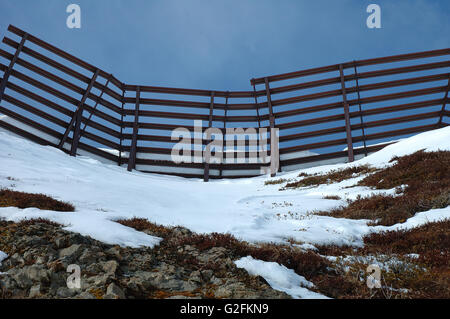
{"left": 284, "top": 165, "right": 376, "bottom": 189}
{"left": 115, "top": 218, "right": 173, "bottom": 238}
{"left": 0, "top": 189, "right": 74, "bottom": 212}
{"left": 317, "top": 151, "right": 450, "bottom": 226}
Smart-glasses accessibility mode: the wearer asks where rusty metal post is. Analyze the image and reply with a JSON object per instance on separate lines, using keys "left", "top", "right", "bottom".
{"left": 204, "top": 92, "right": 215, "bottom": 182}
{"left": 127, "top": 86, "right": 140, "bottom": 171}
{"left": 339, "top": 64, "right": 354, "bottom": 162}
{"left": 353, "top": 62, "right": 368, "bottom": 156}
{"left": 253, "top": 81, "right": 268, "bottom": 172}
{"left": 264, "top": 77, "right": 279, "bottom": 176}
{"left": 80, "top": 74, "right": 112, "bottom": 137}
{"left": 0, "top": 33, "right": 28, "bottom": 103}
{"left": 118, "top": 86, "right": 125, "bottom": 166}
{"left": 58, "top": 69, "right": 99, "bottom": 155}
{"left": 219, "top": 92, "right": 228, "bottom": 178}
{"left": 438, "top": 76, "right": 450, "bottom": 126}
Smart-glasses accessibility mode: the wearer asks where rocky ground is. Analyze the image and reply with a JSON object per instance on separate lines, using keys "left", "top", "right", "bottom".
{"left": 0, "top": 220, "right": 289, "bottom": 299}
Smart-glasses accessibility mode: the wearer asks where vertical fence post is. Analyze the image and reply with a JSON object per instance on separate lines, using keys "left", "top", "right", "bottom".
{"left": 264, "top": 77, "right": 278, "bottom": 176}
{"left": 204, "top": 92, "right": 215, "bottom": 182}
{"left": 219, "top": 92, "right": 228, "bottom": 178}
{"left": 353, "top": 62, "right": 368, "bottom": 157}
{"left": 0, "top": 33, "right": 28, "bottom": 103}
{"left": 253, "top": 81, "right": 267, "bottom": 171}
{"left": 118, "top": 85, "right": 125, "bottom": 166}
{"left": 339, "top": 64, "right": 354, "bottom": 162}
{"left": 127, "top": 86, "right": 140, "bottom": 171}
{"left": 438, "top": 76, "right": 450, "bottom": 126}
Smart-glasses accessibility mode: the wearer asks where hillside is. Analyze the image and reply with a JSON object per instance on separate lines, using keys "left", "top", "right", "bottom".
{"left": 0, "top": 127, "right": 449, "bottom": 299}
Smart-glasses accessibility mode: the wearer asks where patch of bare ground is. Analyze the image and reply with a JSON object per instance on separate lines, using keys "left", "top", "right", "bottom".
{"left": 125, "top": 215, "right": 450, "bottom": 298}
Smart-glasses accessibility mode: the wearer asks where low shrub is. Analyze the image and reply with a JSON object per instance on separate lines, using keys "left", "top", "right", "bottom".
{"left": 0, "top": 189, "right": 74, "bottom": 212}
{"left": 115, "top": 218, "right": 173, "bottom": 238}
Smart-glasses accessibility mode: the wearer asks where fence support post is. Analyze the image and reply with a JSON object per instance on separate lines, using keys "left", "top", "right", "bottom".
{"left": 79, "top": 74, "right": 112, "bottom": 138}
{"left": 118, "top": 86, "right": 125, "bottom": 166}
{"left": 204, "top": 92, "right": 215, "bottom": 182}
{"left": 219, "top": 92, "right": 228, "bottom": 178}
{"left": 438, "top": 76, "right": 450, "bottom": 126}
{"left": 58, "top": 69, "right": 99, "bottom": 154}
{"left": 0, "top": 33, "right": 28, "bottom": 103}
{"left": 353, "top": 62, "right": 368, "bottom": 157}
{"left": 339, "top": 64, "right": 354, "bottom": 162}
{"left": 127, "top": 86, "right": 140, "bottom": 171}
{"left": 253, "top": 81, "right": 268, "bottom": 173}
{"left": 264, "top": 77, "right": 278, "bottom": 176}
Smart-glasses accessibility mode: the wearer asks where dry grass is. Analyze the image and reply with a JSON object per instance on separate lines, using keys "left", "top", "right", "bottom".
{"left": 0, "top": 189, "right": 74, "bottom": 212}
{"left": 322, "top": 195, "right": 341, "bottom": 200}
{"left": 264, "top": 178, "right": 288, "bottom": 185}
{"left": 317, "top": 151, "right": 450, "bottom": 226}
{"left": 283, "top": 165, "right": 376, "bottom": 189}
{"left": 314, "top": 220, "right": 450, "bottom": 299}
{"left": 363, "top": 220, "right": 450, "bottom": 269}
{"left": 14, "top": 218, "right": 63, "bottom": 228}
{"left": 174, "top": 232, "right": 330, "bottom": 279}
{"left": 115, "top": 218, "right": 173, "bottom": 238}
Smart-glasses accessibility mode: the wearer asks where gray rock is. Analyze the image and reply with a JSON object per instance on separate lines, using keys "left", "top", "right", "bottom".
{"left": 106, "top": 283, "right": 125, "bottom": 299}
{"left": 54, "top": 236, "right": 68, "bottom": 249}
{"left": 59, "top": 244, "right": 83, "bottom": 260}
{"left": 101, "top": 260, "right": 119, "bottom": 275}
{"left": 56, "top": 286, "right": 77, "bottom": 298}
{"left": 29, "top": 284, "right": 42, "bottom": 298}
{"left": 78, "top": 249, "right": 98, "bottom": 264}
{"left": 23, "top": 265, "right": 50, "bottom": 283}
{"left": 0, "top": 276, "right": 18, "bottom": 290}
{"left": 74, "top": 291, "right": 95, "bottom": 299}
{"left": 166, "top": 295, "right": 202, "bottom": 299}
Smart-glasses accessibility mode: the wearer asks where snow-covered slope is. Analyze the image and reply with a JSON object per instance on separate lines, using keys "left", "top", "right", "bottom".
{"left": 0, "top": 127, "right": 450, "bottom": 248}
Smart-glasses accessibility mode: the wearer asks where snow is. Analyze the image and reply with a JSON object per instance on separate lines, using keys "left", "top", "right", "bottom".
{"left": 0, "top": 126, "right": 449, "bottom": 250}
{"left": 0, "top": 125, "right": 449, "bottom": 298}
{"left": 234, "top": 256, "right": 329, "bottom": 299}
{"left": 0, "top": 207, "right": 161, "bottom": 249}
{"left": 373, "top": 207, "right": 450, "bottom": 232}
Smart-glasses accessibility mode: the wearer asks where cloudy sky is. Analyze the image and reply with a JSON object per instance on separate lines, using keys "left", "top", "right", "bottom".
{"left": 1, "top": 0, "right": 449, "bottom": 91}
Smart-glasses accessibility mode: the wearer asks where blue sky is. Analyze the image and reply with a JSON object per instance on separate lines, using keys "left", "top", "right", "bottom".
{"left": 1, "top": 0, "right": 449, "bottom": 90}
